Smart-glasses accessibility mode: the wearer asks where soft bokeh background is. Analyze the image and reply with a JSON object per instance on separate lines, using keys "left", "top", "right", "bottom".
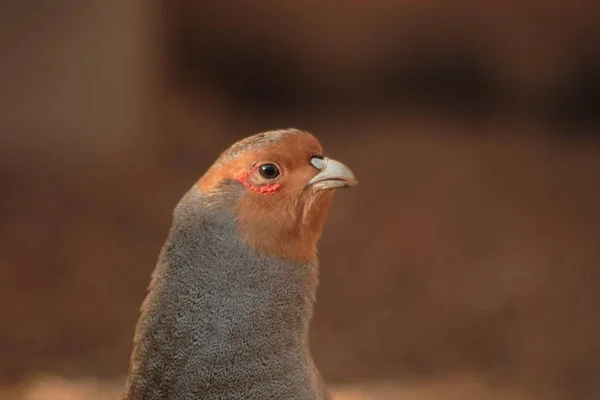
{"left": 1, "top": 1, "right": 599, "bottom": 399}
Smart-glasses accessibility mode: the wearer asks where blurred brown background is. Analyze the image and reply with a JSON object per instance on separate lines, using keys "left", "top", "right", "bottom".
{"left": 1, "top": 1, "right": 599, "bottom": 399}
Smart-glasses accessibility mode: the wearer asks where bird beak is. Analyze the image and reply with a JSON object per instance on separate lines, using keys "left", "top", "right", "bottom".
{"left": 307, "top": 157, "right": 358, "bottom": 190}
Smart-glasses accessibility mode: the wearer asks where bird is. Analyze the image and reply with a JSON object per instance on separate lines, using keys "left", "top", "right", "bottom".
{"left": 123, "top": 128, "right": 357, "bottom": 400}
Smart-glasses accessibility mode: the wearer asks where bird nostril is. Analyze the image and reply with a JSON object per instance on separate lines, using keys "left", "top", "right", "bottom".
{"left": 310, "top": 156, "right": 325, "bottom": 170}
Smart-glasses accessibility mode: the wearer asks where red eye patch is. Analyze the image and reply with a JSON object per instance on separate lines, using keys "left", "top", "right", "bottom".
{"left": 235, "top": 167, "right": 281, "bottom": 195}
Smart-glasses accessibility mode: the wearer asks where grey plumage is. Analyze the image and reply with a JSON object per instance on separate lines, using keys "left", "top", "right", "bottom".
{"left": 123, "top": 187, "right": 331, "bottom": 399}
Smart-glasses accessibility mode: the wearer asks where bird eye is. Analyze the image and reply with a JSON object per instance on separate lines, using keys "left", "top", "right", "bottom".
{"left": 258, "top": 163, "right": 280, "bottom": 179}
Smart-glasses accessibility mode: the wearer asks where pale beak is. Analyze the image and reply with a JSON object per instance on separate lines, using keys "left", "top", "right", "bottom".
{"left": 307, "top": 157, "right": 358, "bottom": 190}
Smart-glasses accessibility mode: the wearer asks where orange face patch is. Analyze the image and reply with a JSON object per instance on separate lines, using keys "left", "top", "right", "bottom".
{"left": 196, "top": 129, "right": 333, "bottom": 265}
{"left": 198, "top": 130, "right": 324, "bottom": 196}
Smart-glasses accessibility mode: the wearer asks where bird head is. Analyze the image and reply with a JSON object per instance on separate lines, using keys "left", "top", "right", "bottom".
{"left": 197, "top": 129, "right": 357, "bottom": 264}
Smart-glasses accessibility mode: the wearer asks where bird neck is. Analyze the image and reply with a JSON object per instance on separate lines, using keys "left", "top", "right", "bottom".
{"left": 146, "top": 187, "right": 319, "bottom": 361}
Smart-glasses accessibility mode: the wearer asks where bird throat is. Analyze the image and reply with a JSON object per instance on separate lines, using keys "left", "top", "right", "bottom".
{"left": 236, "top": 188, "right": 334, "bottom": 266}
